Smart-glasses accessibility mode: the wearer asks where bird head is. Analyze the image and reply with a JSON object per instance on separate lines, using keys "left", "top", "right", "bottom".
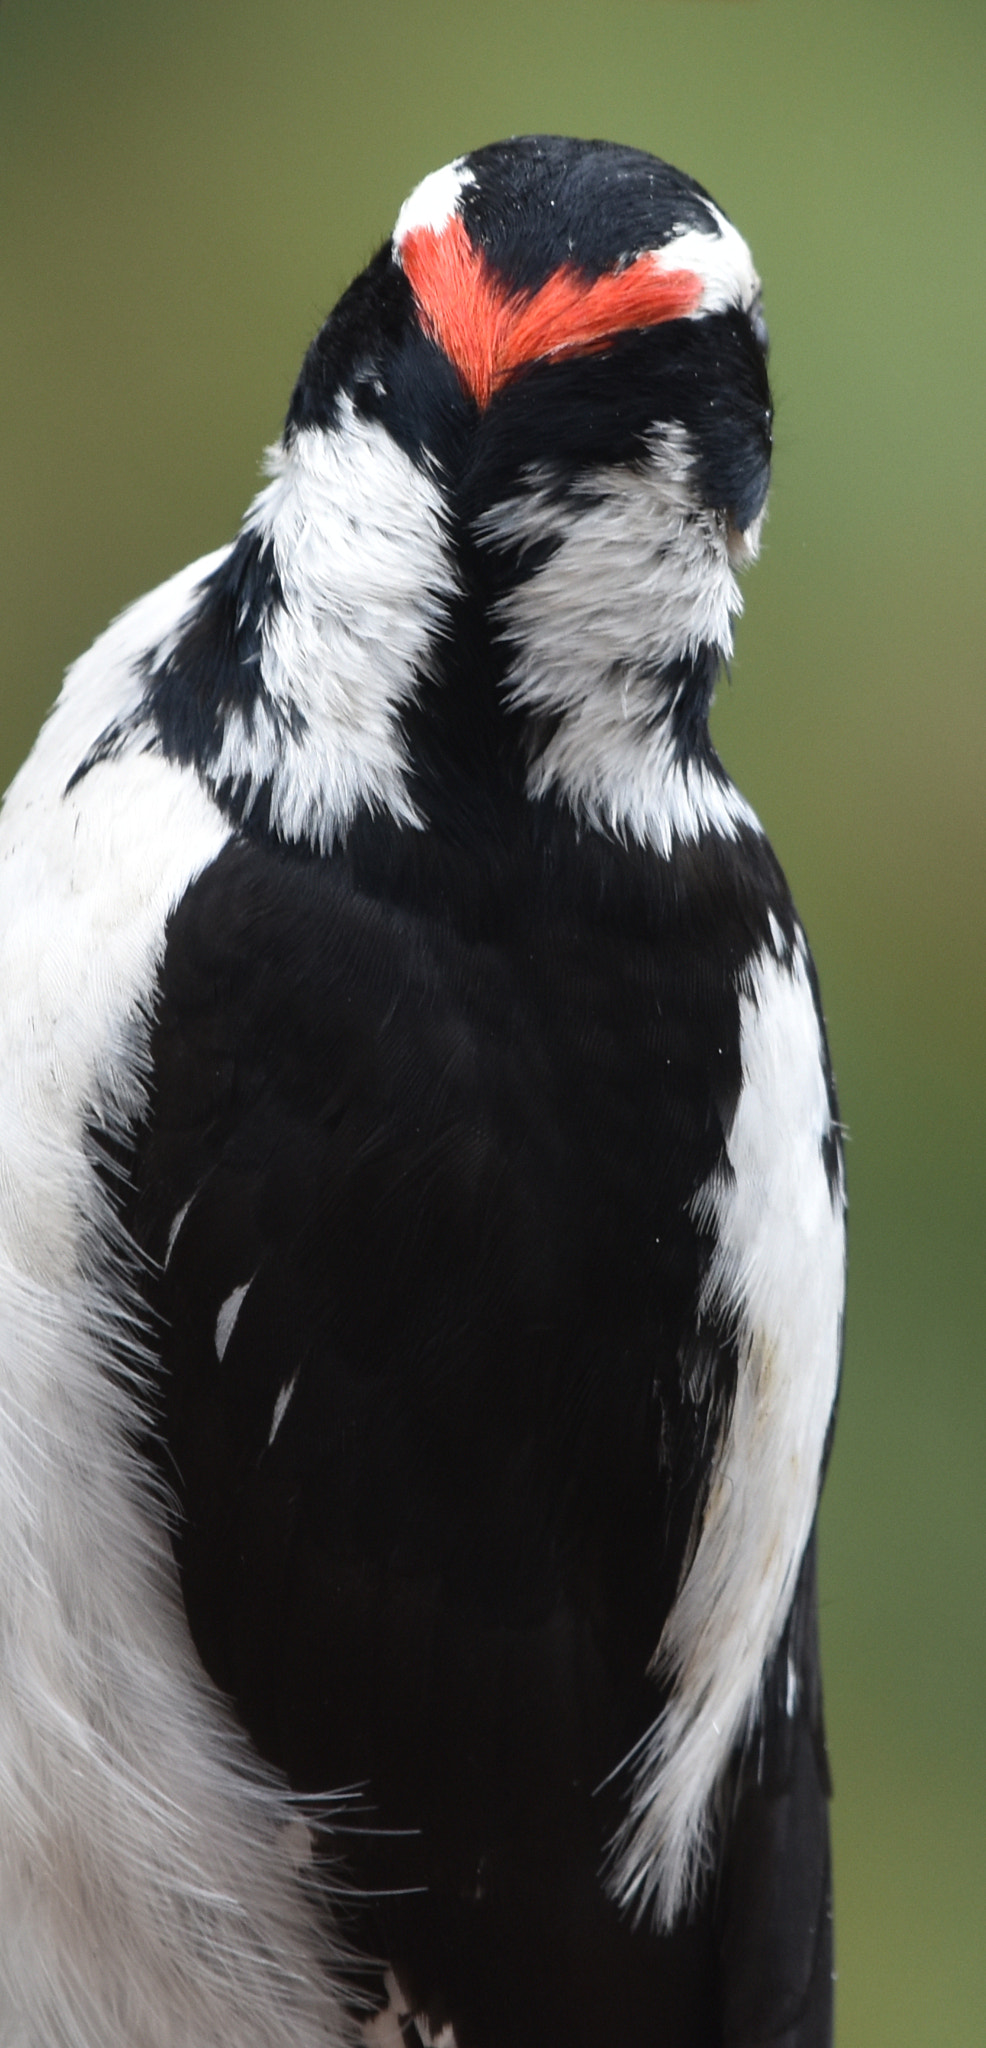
{"left": 145, "top": 138, "right": 773, "bottom": 853}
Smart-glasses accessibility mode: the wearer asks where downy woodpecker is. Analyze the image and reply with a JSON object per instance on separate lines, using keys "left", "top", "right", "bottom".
{"left": 0, "top": 137, "right": 844, "bottom": 2047}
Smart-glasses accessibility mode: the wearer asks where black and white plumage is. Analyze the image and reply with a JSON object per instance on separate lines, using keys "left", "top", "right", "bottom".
{"left": 0, "top": 137, "right": 845, "bottom": 2047}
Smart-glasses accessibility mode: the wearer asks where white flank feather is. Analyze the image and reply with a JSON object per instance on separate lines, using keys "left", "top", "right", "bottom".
{"left": 608, "top": 930, "right": 845, "bottom": 1927}
{"left": 0, "top": 591, "right": 354, "bottom": 2046}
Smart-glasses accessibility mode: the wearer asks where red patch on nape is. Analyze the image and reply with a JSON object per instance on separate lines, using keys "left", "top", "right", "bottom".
{"left": 400, "top": 216, "right": 704, "bottom": 408}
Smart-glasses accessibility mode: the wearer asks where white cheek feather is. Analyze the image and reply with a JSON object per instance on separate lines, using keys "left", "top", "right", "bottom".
{"left": 217, "top": 405, "right": 457, "bottom": 849}
{"left": 392, "top": 156, "right": 475, "bottom": 247}
{"left": 608, "top": 932, "right": 845, "bottom": 1929}
{"left": 0, "top": 612, "right": 351, "bottom": 2042}
{"left": 481, "top": 428, "right": 762, "bottom": 855}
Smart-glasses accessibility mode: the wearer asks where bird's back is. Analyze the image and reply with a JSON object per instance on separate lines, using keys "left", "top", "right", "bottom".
{"left": 113, "top": 808, "right": 824, "bottom": 2045}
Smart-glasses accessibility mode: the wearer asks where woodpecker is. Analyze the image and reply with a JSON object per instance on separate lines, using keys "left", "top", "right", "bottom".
{"left": 0, "top": 138, "right": 845, "bottom": 2048}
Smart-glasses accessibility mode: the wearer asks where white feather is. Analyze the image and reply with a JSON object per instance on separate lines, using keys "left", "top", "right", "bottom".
{"left": 392, "top": 157, "right": 475, "bottom": 247}
{"left": 362, "top": 1969, "right": 458, "bottom": 2048}
{"left": 268, "top": 1372, "right": 299, "bottom": 1448}
{"left": 608, "top": 930, "right": 845, "bottom": 1928}
{"left": 654, "top": 202, "right": 762, "bottom": 323}
{"left": 214, "top": 1281, "right": 253, "bottom": 1363}
{"left": 0, "top": 594, "right": 353, "bottom": 2045}
{"left": 213, "top": 407, "right": 458, "bottom": 849}
{"left": 479, "top": 427, "right": 762, "bottom": 855}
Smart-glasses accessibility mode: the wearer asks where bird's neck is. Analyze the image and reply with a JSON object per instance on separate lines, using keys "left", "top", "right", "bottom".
{"left": 461, "top": 427, "right": 754, "bottom": 855}
{"left": 217, "top": 411, "right": 758, "bottom": 859}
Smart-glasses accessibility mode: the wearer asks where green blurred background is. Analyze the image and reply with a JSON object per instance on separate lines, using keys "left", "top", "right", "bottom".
{"left": 2, "top": 1, "right": 983, "bottom": 2038}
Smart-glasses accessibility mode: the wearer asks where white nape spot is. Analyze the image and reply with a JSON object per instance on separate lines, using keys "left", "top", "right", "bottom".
{"left": 392, "top": 157, "right": 475, "bottom": 248}
{"left": 767, "top": 910, "right": 787, "bottom": 960}
{"left": 608, "top": 933, "right": 845, "bottom": 1928}
{"left": 268, "top": 1370, "right": 299, "bottom": 1447}
{"left": 226, "top": 408, "right": 459, "bottom": 850}
{"left": 656, "top": 202, "right": 761, "bottom": 323}
{"left": 479, "top": 427, "right": 762, "bottom": 855}
{"left": 214, "top": 1278, "right": 254, "bottom": 1363}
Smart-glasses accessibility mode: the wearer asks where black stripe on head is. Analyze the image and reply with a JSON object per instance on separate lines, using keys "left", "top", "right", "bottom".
{"left": 285, "top": 246, "right": 415, "bottom": 438}
{"left": 459, "top": 136, "right": 721, "bottom": 292}
{"left": 286, "top": 243, "right": 474, "bottom": 475}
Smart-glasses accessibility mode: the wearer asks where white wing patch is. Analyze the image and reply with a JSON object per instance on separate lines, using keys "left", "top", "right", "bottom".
{"left": 608, "top": 930, "right": 845, "bottom": 1928}
{"left": 479, "top": 427, "right": 762, "bottom": 856}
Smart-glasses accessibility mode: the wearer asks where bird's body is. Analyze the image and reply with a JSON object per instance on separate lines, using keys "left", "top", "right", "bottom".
{"left": 0, "top": 139, "right": 844, "bottom": 2047}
